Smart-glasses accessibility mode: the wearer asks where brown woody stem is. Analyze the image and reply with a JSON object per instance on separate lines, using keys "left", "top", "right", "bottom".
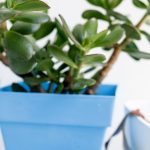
{"left": 85, "top": 13, "right": 148, "bottom": 94}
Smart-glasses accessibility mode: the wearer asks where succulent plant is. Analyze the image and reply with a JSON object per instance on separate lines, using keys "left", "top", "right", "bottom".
{"left": 0, "top": 0, "right": 150, "bottom": 94}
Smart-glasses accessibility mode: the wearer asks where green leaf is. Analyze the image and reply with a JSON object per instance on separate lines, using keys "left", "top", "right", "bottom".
{"left": 123, "top": 42, "right": 150, "bottom": 60}
{"left": 108, "top": 10, "right": 132, "bottom": 24}
{"left": 81, "top": 54, "right": 106, "bottom": 65}
{"left": 14, "top": 12, "right": 50, "bottom": 24}
{"left": 13, "top": 0, "right": 50, "bottom": 11}
{"left": 86, "top": 0, "right": 108, "bottom": 9}
{"left": 72, "top": 24, "right": 85, "bottom": 43}
{"left": 59, "top": 15, "right": 84, "bottom": 51}
{"left": 8, "top": 57, "right": 36, "bottom": 74}
{"left": 71, "top": 78, "right": 96, "bottom": 90}
{"left": 12, "top": 83, "right": 27, "bottom": 92}
{"left": 24, "top": 77, "right": 49, "bottom": 86}
{"left": 33, "top": 21, "right": 55, "bottom": 40}
{"left": 4, "top": 31, "right": 35, "bottom": 60}
{"left": 92, "top": 26, "right": 124, "bottom": 47}
{"left": 84, "top": 19, "right": 98, "bottom": 38}
{"left": 108, "top": 0, "right": 123, "bottom": 9}
{"left": 132, "top": 0, "right": 147, "bottom": 9}
{"left": 140, "top": 30, "right": 150, "bottom": 41}
{"left": 0, "top": 9, "right": 16, "bottom": 23}
{"left": 122, "top": 24, "right": 141, "bottom": 40}
{"left": 82, "top": 10, "right": 109, "bottom": 22}
{"left": 6, "top": 0, "right": 13, "bottom": 8}
{"left": 86, "top": 30, "right": 108, "bottom": 49}
{"left": 47, "top": 45, "right": 77, "bottom": 68}
{"left": 11, "top": 21, "right": 40, "bottom": 35}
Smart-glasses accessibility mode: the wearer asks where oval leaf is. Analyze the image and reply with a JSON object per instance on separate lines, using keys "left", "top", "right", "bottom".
{"left": 11, "top": 21, "right": 40, "bottom": 35}
{"left": 81, "top": 54, "right": 106, "bottom": 65}
{"left": 122, "top": 24, "right": 141, "bottom": 40}
{"left": 82, "top": 10, "right": 109, "bottom": 21}
{"left": 33, "top": 21, "right": 55, "bottom": 40}
{"left": 14, "top": 12, "right": 50, "bottom": 24}
{"left": 47, "top": 45, "right": 77, "bottom": 68}
{"left": 8, "top": 57, "right": 36, "bottom": 74}
{"left": 13, "top": 0, "right": 50, "bottom": 11}
{"left": 4, "top": 31, "right": 35, "bottom": 60}
{"left": 132, "top": 0, "right": 147, "bottom": 9}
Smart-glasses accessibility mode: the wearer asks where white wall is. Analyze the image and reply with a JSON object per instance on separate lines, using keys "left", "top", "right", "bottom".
{"left": 1, "top": 0, "right": 150, "bottom": 149}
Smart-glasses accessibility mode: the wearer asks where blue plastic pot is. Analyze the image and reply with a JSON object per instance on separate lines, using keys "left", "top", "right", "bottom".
{"left": 0, "top": 83, "right": 117, "bottom": 150}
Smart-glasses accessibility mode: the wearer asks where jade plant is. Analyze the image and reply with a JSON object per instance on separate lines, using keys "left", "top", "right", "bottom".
{"left": 0, "top": 0, "right": 150, "bottom": 94}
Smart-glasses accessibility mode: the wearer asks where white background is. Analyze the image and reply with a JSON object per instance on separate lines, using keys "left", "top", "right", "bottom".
{"left": 1, "top": 0, "right": 150, "bottom": 149}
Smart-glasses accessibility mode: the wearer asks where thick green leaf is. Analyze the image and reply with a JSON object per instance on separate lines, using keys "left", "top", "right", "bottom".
{"left": 132, "top": 0, "right": 147, "bottom": 9}
{"left": 122, "top": 24, "right": 141, "bottom": 40}
{"left": 36, "top": 59, "right": 59, "bottom": 80}
{"left": 71, "top": 78, "right": 96, "bottom": 90}
{"left": 108, "top": 10, "right": 132, "bottom": 24}
{"left": 24, "top": 77, "right": 49, "bottom": 86}
{"left": 93, "top": 26, "right": 124, "bottom": 47}
{"left": 13, "top": 0, "right": 50, "bottom": 11}
{"left": 47, "top": 45, "right": 77, "bottom": 68}
{"left": 8, "top": 57, "right": 36, "bottom": 74}
{"left": 12, "top": 83, "right": 27, "bottom": 92}
{"left": 72, "top": 24, "right": 85, "bottom": 43}
{"left": 123, "top": 42, "right": 150, "bottom": 60}
{"left": 4, "top": 31, "right": 35, "bottom": 60}
{"left": 140, "top": 30, "right": 150, "bottom": 41}
{"left": 6, "top": 0, "right": 13, "bottom": 8}
{"left": 86, "top": 30, "right": 108, "bottom": 48}
{"left": 108, "top": 0, "right": 123, "bottom": 8}
{"left": 33, "top": 21, "right": 55, "bottom": 40}
{"left": 14, "top": 12, "right": 50, "bottom": 24}
{"left": 59, "top": 15, "right": 84, "bottom": 51}
{"left": 84, "top": 19, "right": 98, "bottom": 38}
{"left": 81, "top": 54, "right": 106, "bottom": 65}
{"left": 0, "top": 9, "right": 16, "bottom": 23}
{"left": 82, "top": 10, "right": 109, "bottom": 22}
{"left": 11, "top": 21, "right": 40, "bottom": 35}
{"left": 86, "top": 0, "right": 108, "bottom": 9}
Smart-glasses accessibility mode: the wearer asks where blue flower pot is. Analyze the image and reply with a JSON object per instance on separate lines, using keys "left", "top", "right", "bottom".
{"left": 0, "top": 83, "right": 117, "bottom": 150}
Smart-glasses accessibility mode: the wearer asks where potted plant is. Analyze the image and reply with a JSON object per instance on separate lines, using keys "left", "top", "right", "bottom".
{"left": 0, "top": 0, "right": 149, "bottom": 150}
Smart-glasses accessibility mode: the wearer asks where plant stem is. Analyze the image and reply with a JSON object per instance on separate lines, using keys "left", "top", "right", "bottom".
{"left": 85, "top": 12, "right": 149, "bottom": 94}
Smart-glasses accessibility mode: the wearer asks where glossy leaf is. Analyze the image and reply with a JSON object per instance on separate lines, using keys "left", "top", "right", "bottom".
{"left": 4, "top": 31, "right": 35, "bottom": 60}
{"left": 132, "top": 0, "right": 147, "bottom": 9}
{"left": 71, "top": 78, "right": 96, "bottom": 90}
{"left": 140, "top": 30, "right": 150, "bottom": 41}
{"left": 108, "top": 10, "right": 132, "bottom": 24}
{"left": 124, "top": 42, "right": 150, "bottom": 60}
{"left": 13, "top": 0, "right": 50, "bottom": 11}
{"left": 59, "top": 15, "right": 84, "bottom": 51}
{"left": 81, "top": 54, "right": 106, "bottom": 65}
{"left": 108, "top": 0, "right": 123, "bottom": 9}
{"left": 33, "top": 21, "right": 55, "bottom": 40}
{"left": 90, "top": 26, "right": 124, "bottom": 48}
{"left": 0, "top": 9, "right": 16, "bottom": 23}
{"left": 72, "top": 24, "right": 84, "bottom": 43}
{"left": 86, "top": 30, "right": 108, "bottom": 48}
{"left": 11, "top": 21, "right": 40, "bottom": 35}
{"left": 86, "top": 0, "right": 107, "bottom": 8}
{"left": 47, "top": 45, "right": 77, "bottom": 68}
{"left": 14, "top": 12, "right": 50, "bottom": 24}
{"left": 84, "top": 19, "right": 98, "bottom": 38}
{"left": 122, "top": 24, "right": 141, "bottom": 40}
{"left": 8, "top": 57, "right": 36, "bottom": 74}
{"left": 82, "top": 10, "right": 109, "bottom": 21}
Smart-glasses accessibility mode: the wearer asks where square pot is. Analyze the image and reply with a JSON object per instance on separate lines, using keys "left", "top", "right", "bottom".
{"left": 0, "top": 83, "right": 117, "bottom": 150}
